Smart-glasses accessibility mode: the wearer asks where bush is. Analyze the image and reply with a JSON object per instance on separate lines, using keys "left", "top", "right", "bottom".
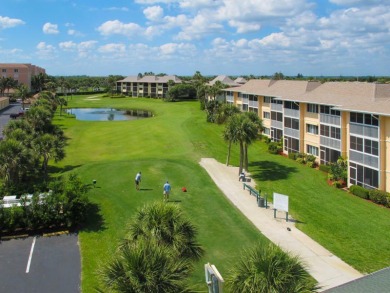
{"left": 319, "top": 164, "right": 330, "bottom": 173}
{"left": 268, "top": 142, "right": 282, "bottom": 154}
{"left": 288, "top": 153, "right": 297, "bottom": 160}
{"left": 296, "top": 157, "right": 305, "bottom": 164}
{"left": 369, "top": 190, "right": 389, "bottom": 206}
{"left": 307, "top": 161, "right": 316, "bottom": 168}
{"left": 332, "top": 181, "right": 342, "bottom": 188}
{"left": 349, "top": 185, "right": 370, "bottom": 199}
{"left": 306, "top": 155, "right": 316, "bottom": 163}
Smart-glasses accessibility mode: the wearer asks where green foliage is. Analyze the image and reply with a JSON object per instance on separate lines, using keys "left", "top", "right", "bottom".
{"left": 328, "top": 157, "right": 348, "bottom": 182}
{"left": 296, "top": 157, "right": 305, "bottom": 164}
{"left": 306, "top": 155, "right": 316, "bottom": 163}
{"left": 226, "top": 243, "right": 319, "bottom": 293}
{"left": 349, "top": 185, "right": 370, "bottom": 199}
{"left": 0, "top": 174, "right": 90, "bottom": 232}
{"left": 306, "top": 161, "right": 316, "bottom": 168}
{"left": 319, "top": 164, "right": 330, "bottom": 173}
{"left": 332, "top": 181, "right": 342, "bottom": 188}
{"left": 166, "top": 83, "right": 197, "bottom": 102}
{"left": 288, "top": 152, "right": 297, "bottom": 160}
{"left": 368, "top": 189, "right": 389, "bottom": 207}
{"left": 268, "top": 141, "right": 282, "bottom": 154}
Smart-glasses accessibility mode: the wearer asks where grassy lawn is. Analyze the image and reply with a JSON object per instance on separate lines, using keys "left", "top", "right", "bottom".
{"left": 53, "top": 95, "right": 390, "bottom": 290}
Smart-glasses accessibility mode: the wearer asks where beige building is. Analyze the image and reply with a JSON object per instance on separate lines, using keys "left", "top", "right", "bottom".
{"left": 224, "top": 79, "right": 390, "bottom": 192}
{"left": 117, "top": 75, "right": 182, "bottom": 98}
{"left": 0, "top": 63, "right": 46, "bottom": 91}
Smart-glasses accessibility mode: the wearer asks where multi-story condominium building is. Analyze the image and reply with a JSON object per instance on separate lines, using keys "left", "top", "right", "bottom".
{"left": 0, "top": 63, "right": 46, "bottom": 91}
{"left": 117, "top": 75, "right": 182, "bottom": 98}
{"left": 224, "top": 79, "right": 390, "bottom": 192}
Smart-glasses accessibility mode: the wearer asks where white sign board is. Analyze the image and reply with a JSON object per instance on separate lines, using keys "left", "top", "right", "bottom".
{"left": 273, "top": 193, "right": 289, "bottom": 212}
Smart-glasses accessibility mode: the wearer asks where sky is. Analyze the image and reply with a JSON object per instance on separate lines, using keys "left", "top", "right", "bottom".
{"left": 1, "top": 0, "right": 389, "bottom": 77}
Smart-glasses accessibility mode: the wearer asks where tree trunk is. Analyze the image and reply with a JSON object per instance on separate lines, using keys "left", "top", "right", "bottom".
{"left": 239, "top": 142, "right": 244, "bottom": 175}
{"left": 244, "top": 143, "right": 249, "bottom": 171}
{"left": 226, "top": 140, "right": 232, "bottom": 166}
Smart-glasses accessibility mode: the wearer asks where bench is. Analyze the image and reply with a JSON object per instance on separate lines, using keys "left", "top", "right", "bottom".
{"left": 243, "top": 183, "right": 268, "bottom": 208}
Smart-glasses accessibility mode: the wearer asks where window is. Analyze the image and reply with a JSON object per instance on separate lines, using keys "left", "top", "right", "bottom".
{"left": 263, "top": 127, "right": 270, "bottom": 135}
{"left": 271, "top": 111, "right": 283, "bottom": 122}
{"left": 349, "top": 162, "right": 378, "bottom": 189}
{"left": 271, "top": 99, "right": 283, "bottom": 105}
{"left": 284, "top": 101, "right": 299, "bottom": 110}
{"left": 264, "top": 96, "right": 271, "bottom": 103}
{"left": 307, "top": 145, "right": 319, "bottom": 156}
{"left": 263, "top": 111, "right": 270, "bottom": 119}
{"left": 284, "top": 136, "right": 300, "bottom": 153}
{"left": 320, "top": 146, "right": 340, "bottom": 165}
{"left": 350, "top": 112, "right": 379, "bottom": 126}
{"left": 242, "top": 104, "right": 248, "bottom": 111}
{"left": 350, "top": 136, "right": 363, "bottom": 152}
{"left": 284, "top": 117, "right": 299, "bottom": 130}
{"left": 307, "top": 104, "right": 319, "bottom": 113}
{"left": 306, "top": 124, "right": 318, "bottom": 135}
{"left": 320, "top": 125, "right": 340, "bottom": 139}
{"left": 1, "top": 69, "right": 6, "bottom": 73}
{"left": 320, "top": 105, "right": 340, "bottom": 116}
{"left": 364, "top": 139, "right": 379, "bottom": 156}
{"left": 271, "top": 128, "right": 283, "bottom": 142}
{"left": 14, "top": 69, "right": 18, "bottom": 73}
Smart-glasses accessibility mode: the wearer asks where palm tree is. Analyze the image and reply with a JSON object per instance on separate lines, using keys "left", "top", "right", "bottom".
{"left": 0, "top": 139, "right": 25, "bottom": 187}
{"left": 123, "top": 202, "right": 204, "bottom": 261}
{"left": 15, "top": 84, "right": 29, "bottom": 110}
{"left": 223, "top": 114, "right": 240, "bottom": 166}
{"left": 31, "top": 73, "right": 46, "bottom": 92}
{"left": 242, "top": 112, "right": 263, "bottom": 171}
{"left": 98, "top": 238, "right": 193, "bottom": 293}
{"left": 226, "top": 243, "right": 319, "bottom": 293}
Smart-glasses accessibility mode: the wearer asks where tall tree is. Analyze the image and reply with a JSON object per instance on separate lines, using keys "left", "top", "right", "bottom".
{"left": 15, "top": 84, "right": 29, "bottom": 110}
{"left": 226, "top": 243, "right": 319, "bottom": 293}
{"left": 242, "top": 112, "right": 263, "bottom": 171}
{"left": 223, "top": 113, "right": 240, "bottom": 166}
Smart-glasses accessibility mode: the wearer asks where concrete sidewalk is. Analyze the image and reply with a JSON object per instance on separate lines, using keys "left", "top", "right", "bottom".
{"left": 200, "top": 158, "right": 362, "bottom": 291}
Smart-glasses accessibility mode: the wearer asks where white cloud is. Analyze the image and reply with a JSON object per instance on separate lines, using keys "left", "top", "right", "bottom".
{"left": 98, "top": 43, "right": 126, "bottom": 53}
{"left": 59, "top": 41, "right": 77, "bottom": 51}
{"left": 0, "top": 16, "right": 25, "bottom": 29}
{"left": 144, "top": 6, "right": 164, "bottom": 21}
{"left": 67, "top": 29, "right": 84, "bottom": 37}
{"left": 229, "top": 20, "right": 261, "bottom": 33}
{"left": 43, "top": 22, "right": 59, "bottom": 34}
{"left": 135, "top": 0, "right": 177, "bottom": 4}
{"left": 97, "top": 20, "right": 142, "bottom": 37}
{"left": 36, "top": 41, "right": 56, "bottom": 59}
{"left": 175, "top": 13, "right": 223, "bottom": 40}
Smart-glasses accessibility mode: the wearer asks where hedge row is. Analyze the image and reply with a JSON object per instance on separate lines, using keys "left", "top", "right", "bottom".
{"left": 0, "top": 174, "right": 90, "bottom": 234}
{"left": 349, "top": 185, "right": 390, "bottom": 207}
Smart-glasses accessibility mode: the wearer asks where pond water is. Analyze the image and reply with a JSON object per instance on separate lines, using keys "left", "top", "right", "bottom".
{"left": 67, "top": 108, "right": 151, "bottom": 121}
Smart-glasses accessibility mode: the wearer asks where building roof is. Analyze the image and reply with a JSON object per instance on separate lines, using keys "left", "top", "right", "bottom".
{"left": 208, "top": 75, "right": 240, "bottom": 87}
{"left": 324, "top": 266, "right": 390, "bottom": 293}
{"left": 224, "top": 79, "right": 390, "bottom": 116}
{"left": 234, "top": 77, "right": 247, "bottom": 84}
{"left": 118, "top": 75, "right": 182, "bottom": 84}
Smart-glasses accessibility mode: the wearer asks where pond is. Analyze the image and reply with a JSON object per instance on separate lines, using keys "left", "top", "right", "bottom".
{"left": 66, "top": 108, "right": 152, "bottom": 121}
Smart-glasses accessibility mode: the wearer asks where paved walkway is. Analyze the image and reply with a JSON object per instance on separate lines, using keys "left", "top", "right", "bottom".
{"left": 200, "top": 158, "right": 363, "bottom": 291}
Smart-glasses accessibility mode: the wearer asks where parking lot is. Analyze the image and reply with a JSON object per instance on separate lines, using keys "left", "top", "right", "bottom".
{"left": 0, "top": 102, "right": 24, "bottom": 139}
{"left": 0, "top": 233, "right": 80, "bottom": 292}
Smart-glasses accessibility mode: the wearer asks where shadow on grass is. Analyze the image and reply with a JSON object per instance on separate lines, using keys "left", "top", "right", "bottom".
{"left": 48, "top": 164, "right": 82, "bottom": 174}
{"left": 139, "top": 188, "right": 153, "bottom": 191}
{"left": 249, "top": 160, "right": 297, "bottom": 181}
{"left": 79, "top": 202, "right": 106, "bottom": 233}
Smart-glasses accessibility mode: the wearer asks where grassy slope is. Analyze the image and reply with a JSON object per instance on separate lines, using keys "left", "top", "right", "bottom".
{"left": 53, "top": 96, "right": 390, "bottom": 291}
{"left": 55, "top": 97, "right": 265, "bottom": 292}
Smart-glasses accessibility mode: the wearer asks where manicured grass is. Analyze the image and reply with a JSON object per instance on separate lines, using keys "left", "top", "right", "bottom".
{"left": 54, "top": 95, "right": 390, "bottom": 291}
{"left": 55, "top": 96, "right": 265, "bottom": 292}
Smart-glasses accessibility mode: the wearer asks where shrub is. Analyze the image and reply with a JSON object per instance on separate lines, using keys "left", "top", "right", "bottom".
{"left": 268, "top": 142, "right": 282, "bottom": 154}
{"left": 369, "top": 190, "right": 389, "bottom": 206}
{"left": 296, "top": 157, "right": 305, "bottom": 164}
{"left": 306, "top": 155, "right": 316, "bottom": 163}
{"left": 349, "top": 185, "right": 370, "bottom": 199}
{"left": 307, "top": 161, "right": 316, "bottom": 168}
{"left": 332, "top": 181, "right": 342, "bottom": 188}
{"left": 288, "top": 153, "right": 297, "bottom": 160}
{"left": 319, "top": 164, "right": 330, "bottom": 173}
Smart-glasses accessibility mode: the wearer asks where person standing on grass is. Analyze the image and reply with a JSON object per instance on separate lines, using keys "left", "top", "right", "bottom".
{"left": 135, "top": 171, "right": 141, "bottom": 190}
{"left": 163, "top": 181, "right": 171, "bottom": 201}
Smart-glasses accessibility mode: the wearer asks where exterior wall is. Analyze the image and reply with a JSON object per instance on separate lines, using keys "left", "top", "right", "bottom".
{"left": 382, "top": 116, "right": 390, "bottom": 192}
{"left": 0, "top": 63, "right": 45, "bottom": 91}
{"left": 118, "top": 77, "right": 177, "bottom": 98}
{"left": 0, "top": 97, "right": 10, "bottom": 110}
{"left": 302, "top": 103, "right": 320, "bottom": 162}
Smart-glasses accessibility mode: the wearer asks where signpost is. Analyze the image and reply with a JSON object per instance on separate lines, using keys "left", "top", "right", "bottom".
{"left": 273, "top": 192, "right": 289, "bottom": 222}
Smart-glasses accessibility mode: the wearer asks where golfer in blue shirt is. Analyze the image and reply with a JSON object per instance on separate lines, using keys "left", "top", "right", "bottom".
{"left": 163, "top": 181, "right": 171, "bottom": 202}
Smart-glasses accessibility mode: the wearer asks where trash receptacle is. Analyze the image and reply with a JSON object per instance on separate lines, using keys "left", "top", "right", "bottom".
{"left": 258, "top": 197, "right": 265, "bottom": 208}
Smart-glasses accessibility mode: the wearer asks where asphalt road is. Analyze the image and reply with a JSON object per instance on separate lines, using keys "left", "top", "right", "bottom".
{"left": 0, "top": 102, "right": 24, "bottom": 139}
{"left": 0, "top": 233, "right": 81, "bottom": 293}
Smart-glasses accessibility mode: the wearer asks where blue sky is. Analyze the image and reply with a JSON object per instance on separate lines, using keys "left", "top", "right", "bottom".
{"left": 1, "top": 0, "right": 389, "bottom": 76}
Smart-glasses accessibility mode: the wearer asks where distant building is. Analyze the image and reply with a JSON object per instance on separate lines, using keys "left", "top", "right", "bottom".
{"left": 0, "top": 63, "right": 46, "bottom": 92}
{"left": 234, "top": 77, "right": 248, "bottom": 84}
{"left": 207, "top": 75, "right": 241, "bottom": 101}
{"left": 116, "top": 75, "right": 182, "bottom": 98}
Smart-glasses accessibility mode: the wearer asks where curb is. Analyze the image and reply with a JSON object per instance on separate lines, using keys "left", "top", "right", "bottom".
{"left": 43, "top": 230, "right": 69, "bottom": 237}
